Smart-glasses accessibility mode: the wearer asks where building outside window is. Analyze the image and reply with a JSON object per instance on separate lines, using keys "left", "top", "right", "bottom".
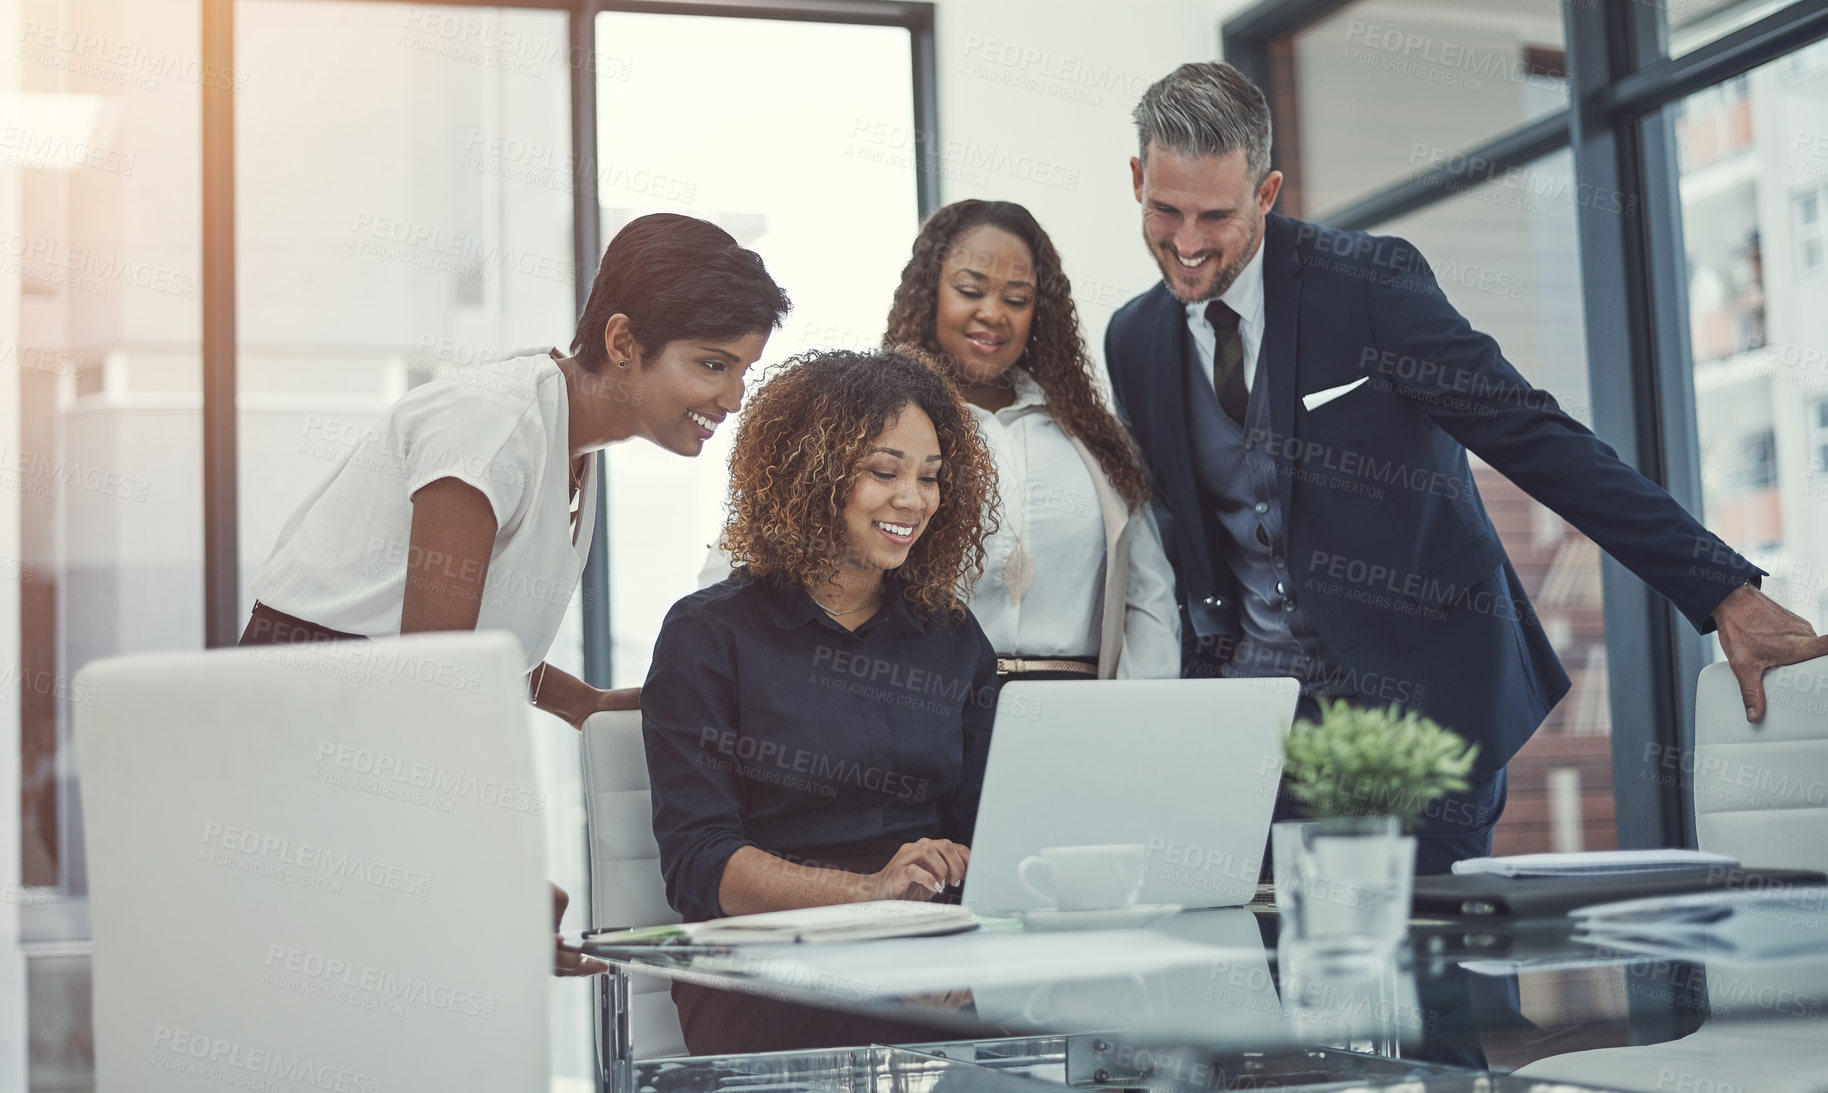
{"left": 1680, "top": 46, "right": 1828, "bottom": 635}
{"left": 1810, "top": 398, "right": 1828, "bottom": 474}
{"left": 1794, "top": 186, "right": 1824, "bottom": 278}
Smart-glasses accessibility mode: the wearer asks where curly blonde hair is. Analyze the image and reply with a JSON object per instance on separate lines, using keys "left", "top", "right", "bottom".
{"left": 884, "top": 199, "right": 1153, "bottom": 511}
{"left": 719, "top": 348, "right": 999, "bottom": 621}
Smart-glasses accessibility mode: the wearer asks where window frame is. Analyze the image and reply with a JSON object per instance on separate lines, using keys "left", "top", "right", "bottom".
{"left": 200, "top": 0, "right": 938, "bottom": 688}
{"left": 1224, "top": 0, "right": 1828, "bottom": 848}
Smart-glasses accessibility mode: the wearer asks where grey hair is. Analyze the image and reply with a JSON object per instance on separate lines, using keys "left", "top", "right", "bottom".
{"left": 1133, "top": 62, "right": 1273, "bottom": 180}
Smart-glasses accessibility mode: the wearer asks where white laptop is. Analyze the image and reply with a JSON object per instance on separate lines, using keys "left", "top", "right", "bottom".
{"left": 963, "top": 677, "right": 1299, "bottom": 914}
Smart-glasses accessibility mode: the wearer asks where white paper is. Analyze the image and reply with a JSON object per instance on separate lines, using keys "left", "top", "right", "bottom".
{"left": 685, "top": 900, "right": 976, "bottom": 943}
{"left": 1452, "top": 849, "right": 1738, "bottom": 877}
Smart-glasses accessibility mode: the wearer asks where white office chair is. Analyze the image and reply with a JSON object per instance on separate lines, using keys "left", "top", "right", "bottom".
{"left": 74, "top": 632, "right": 549, "bottom": 1093}
{"left": 1690, "top": 654, "right": 1828, "bottom": 871}
{"left": 1513, "top": 654, "right": 1828, "bottom": 1090}
{"left": 580, "top": 709, "right": 686, "bottom": 1089}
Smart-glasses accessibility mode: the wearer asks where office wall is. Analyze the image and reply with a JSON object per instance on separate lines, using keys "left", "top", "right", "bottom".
{"left": 930, "top": 0, "right": 1259, "bottom": 352}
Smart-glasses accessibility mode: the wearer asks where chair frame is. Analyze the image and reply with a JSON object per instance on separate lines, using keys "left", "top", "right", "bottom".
{"left": 596, "top": 970, "right": 633, "bottom": 1093}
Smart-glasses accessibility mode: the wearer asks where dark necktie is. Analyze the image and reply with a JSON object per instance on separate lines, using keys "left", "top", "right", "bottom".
{"left": 1205, "top": 299, "right": 1248, "bottom": 426}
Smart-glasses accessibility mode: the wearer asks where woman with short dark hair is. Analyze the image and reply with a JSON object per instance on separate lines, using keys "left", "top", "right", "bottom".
{"left": 643, "top": 347, "right": 999, "bottom": 1050}
{"left": 241, "top": 213, "right": 789, "bottom": 975}
{"left": 244, "top": 213, "right": 790, "bottom": 726}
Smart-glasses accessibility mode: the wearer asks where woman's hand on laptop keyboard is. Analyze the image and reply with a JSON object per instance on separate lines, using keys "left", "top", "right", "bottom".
{"left": 866, "top": 838, "right": 970, "bottom": 901}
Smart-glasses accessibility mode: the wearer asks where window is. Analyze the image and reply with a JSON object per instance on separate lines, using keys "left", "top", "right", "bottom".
{"left": 1664, "top": 0, "right": 1812, "bottom": 59}
{"left": 232, "top": 2, "right": 595, "bottom": 1082}
{"left": 1778, "top": 36, "right": 1828, "bottom": 81}
{"left": 9, "top": 0, "right": 207, "bottom": 1086}
{"left": 1379, "top": 150, "right": 1615, "bottom": 856}
{"left": 592, "top": 10, "right": 920, "bottom": 688}
{"left": 1725, "top": 429, "right": 1779, "bottom": 492}
{"left": 1673, "top": 52, "right": 1828, "bottom": 634}
{"left": 1229, "top": 0, "right": 1828, "bottom": 861}
{"left": 1795, "top": 186, "right": 1824, "bottom": 278}
{"left": 1268, "top": 0, "right": 1568, "bottom": 219}
{"left": 1811, "top": 399, "right": 1828, "bottom": 475}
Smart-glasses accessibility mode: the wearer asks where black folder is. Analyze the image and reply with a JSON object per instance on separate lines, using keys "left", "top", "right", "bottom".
{"left": 1411, "top": 866, "right": 1826, "bottom": 921}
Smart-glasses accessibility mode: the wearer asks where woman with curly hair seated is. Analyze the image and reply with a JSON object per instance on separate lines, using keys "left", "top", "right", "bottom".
{"left": 698, "top": 200, "right": 1180, "bottom": 680}
{"left": 641, "top": 347, "right": 1000, "bottom": 1052}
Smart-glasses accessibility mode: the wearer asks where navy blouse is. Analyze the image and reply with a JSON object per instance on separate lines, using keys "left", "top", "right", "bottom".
{"left": 641, "top": 573, "right": 999, "bottom": 919}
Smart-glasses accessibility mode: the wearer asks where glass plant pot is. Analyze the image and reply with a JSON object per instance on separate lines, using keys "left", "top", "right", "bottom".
{"left": 1272, "top": 816, "right": 1415, "bottom": 970}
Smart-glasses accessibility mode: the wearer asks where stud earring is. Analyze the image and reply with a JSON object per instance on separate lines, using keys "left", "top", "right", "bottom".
{"left": 617, "top": 359, "right": 628, "bottom": 368}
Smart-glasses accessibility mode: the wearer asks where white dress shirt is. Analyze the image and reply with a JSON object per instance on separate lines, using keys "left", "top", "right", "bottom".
{"left": 1184, "top": 240, "right": 1267, "bottom": 394}
{"left": 695, "top": 368, "right": 1181, "bottom": 677}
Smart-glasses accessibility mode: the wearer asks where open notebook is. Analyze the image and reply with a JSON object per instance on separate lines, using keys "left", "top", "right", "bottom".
{"left": 584, "top": 900, "right": 980, "bottom": 945}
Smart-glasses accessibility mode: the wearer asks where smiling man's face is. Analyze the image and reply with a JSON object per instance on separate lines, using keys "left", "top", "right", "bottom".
{"left": 1132, "top": 143, "right": 1282, "bottom": 304}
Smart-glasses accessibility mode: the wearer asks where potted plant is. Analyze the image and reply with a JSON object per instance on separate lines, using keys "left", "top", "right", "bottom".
{"left": 1273, "top": 700, "right": 1478, "bottom": 962}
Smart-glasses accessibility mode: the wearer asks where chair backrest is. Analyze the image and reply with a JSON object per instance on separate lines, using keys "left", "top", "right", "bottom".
{"left": 580, "top": 709, "right": 685, "bottom": 1057}
{"left": 74, "top": 632, "right": 548, "bottom": 1093}
{"left": 1693, "top": 654, "right": 1828, "bottom": 873}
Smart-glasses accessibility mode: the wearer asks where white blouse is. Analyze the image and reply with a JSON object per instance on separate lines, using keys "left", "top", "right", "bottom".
{"left": 698, "top": 368, "right": 1181, "bottom": 677}
{"left": 251, "top": 351, "right": 596, "bottom": 671}
{"left": 965, "top": 368, "right": 1180, "bottom": 678}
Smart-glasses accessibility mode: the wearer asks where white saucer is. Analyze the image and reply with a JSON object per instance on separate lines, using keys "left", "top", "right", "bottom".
{"left": 1016, "top": 903, "right": 1182, "bottom": 931}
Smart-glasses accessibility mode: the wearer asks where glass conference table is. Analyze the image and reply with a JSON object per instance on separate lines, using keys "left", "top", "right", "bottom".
{"left": 576, "top": 892, "right": 1828, "bottom": 1093}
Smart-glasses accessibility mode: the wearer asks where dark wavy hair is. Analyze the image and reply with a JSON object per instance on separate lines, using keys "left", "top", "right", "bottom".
{"left": 883, "top": 199, "right": 1152, "bottom": 511}
{"left": 571, "top": 213, "right": 791, "bottom": 373}
{"left": 719, "top": 348, "right": 998, "bottom": 621}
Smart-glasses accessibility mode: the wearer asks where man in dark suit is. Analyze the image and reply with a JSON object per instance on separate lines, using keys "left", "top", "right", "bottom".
{"left": 1105, "top": 62, "right": 1828, "bottom": 872}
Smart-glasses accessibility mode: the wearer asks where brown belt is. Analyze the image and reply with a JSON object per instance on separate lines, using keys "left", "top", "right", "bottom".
{"left": 995, "top": 657, "right": 1097, "bottom": 677}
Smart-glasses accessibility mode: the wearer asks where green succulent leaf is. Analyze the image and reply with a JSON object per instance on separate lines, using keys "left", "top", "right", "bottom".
{"left": 1281, "top": 700, "right": 1479, "bottom": 830}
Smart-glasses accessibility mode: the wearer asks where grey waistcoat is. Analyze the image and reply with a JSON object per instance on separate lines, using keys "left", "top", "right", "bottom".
{"left": 1181, "top": 327, "right": 1325, "bottom": 681}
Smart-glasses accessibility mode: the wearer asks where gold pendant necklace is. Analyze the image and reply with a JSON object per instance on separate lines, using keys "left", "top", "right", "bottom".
{"left": 1004, "top": 543, "right": 1035, "bottom": 606}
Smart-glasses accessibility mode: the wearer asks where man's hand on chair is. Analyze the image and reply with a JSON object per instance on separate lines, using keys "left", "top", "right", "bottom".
{"left": 1712, "top": 583, "right": 1828, "bottom": 722}
{"left": 552, "top": 882, "right": 608, "bottom": 977}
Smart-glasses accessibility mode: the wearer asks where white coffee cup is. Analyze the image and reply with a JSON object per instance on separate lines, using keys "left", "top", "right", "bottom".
{"left": 1016, "top": 844, "right": 1147, "bottom": 911}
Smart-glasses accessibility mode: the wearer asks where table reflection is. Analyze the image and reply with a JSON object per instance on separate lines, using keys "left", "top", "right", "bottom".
{"left": 1511, "top": 951, "right": 1828, "bottom": 1092}
{"left": 583, "top": 905, "right": 1828, "bottom": 1081}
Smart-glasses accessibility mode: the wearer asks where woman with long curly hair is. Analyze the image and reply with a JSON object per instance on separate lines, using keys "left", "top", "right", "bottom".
{"left": 641, "top": 348, "right": 1000, "bottom": 1053}
{"left": 884, "top": 199, "right": 1180, "bottom": 680}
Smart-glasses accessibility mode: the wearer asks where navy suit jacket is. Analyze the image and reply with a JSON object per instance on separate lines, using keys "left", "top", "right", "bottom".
{"left": 1104, "top": 212, "right": 1760, "bottom": 776}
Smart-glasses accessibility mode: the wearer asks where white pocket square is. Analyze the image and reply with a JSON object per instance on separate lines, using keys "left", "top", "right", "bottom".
{"left": 1302, "top": 377, "right": 1369, "bottom": 412}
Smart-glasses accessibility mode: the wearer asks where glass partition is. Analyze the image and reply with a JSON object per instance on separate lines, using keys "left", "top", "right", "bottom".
{"left": 1663, "top": 0, "right": 1812, "bottom": 59}
{"left": 1667, "top": 40, "right": 1828, "bottom": 639}
{"left": 593, "top": 10, "right": 920, "bottom": 687}
{"left": 236, "top": 1, "right": 591, "bottom": 1085}
{"left": 1379, "top": 150, "right": 1613, "bottom": 856}
{"left": 1274, "top": 0, "right": 1567, "bottom": 219}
